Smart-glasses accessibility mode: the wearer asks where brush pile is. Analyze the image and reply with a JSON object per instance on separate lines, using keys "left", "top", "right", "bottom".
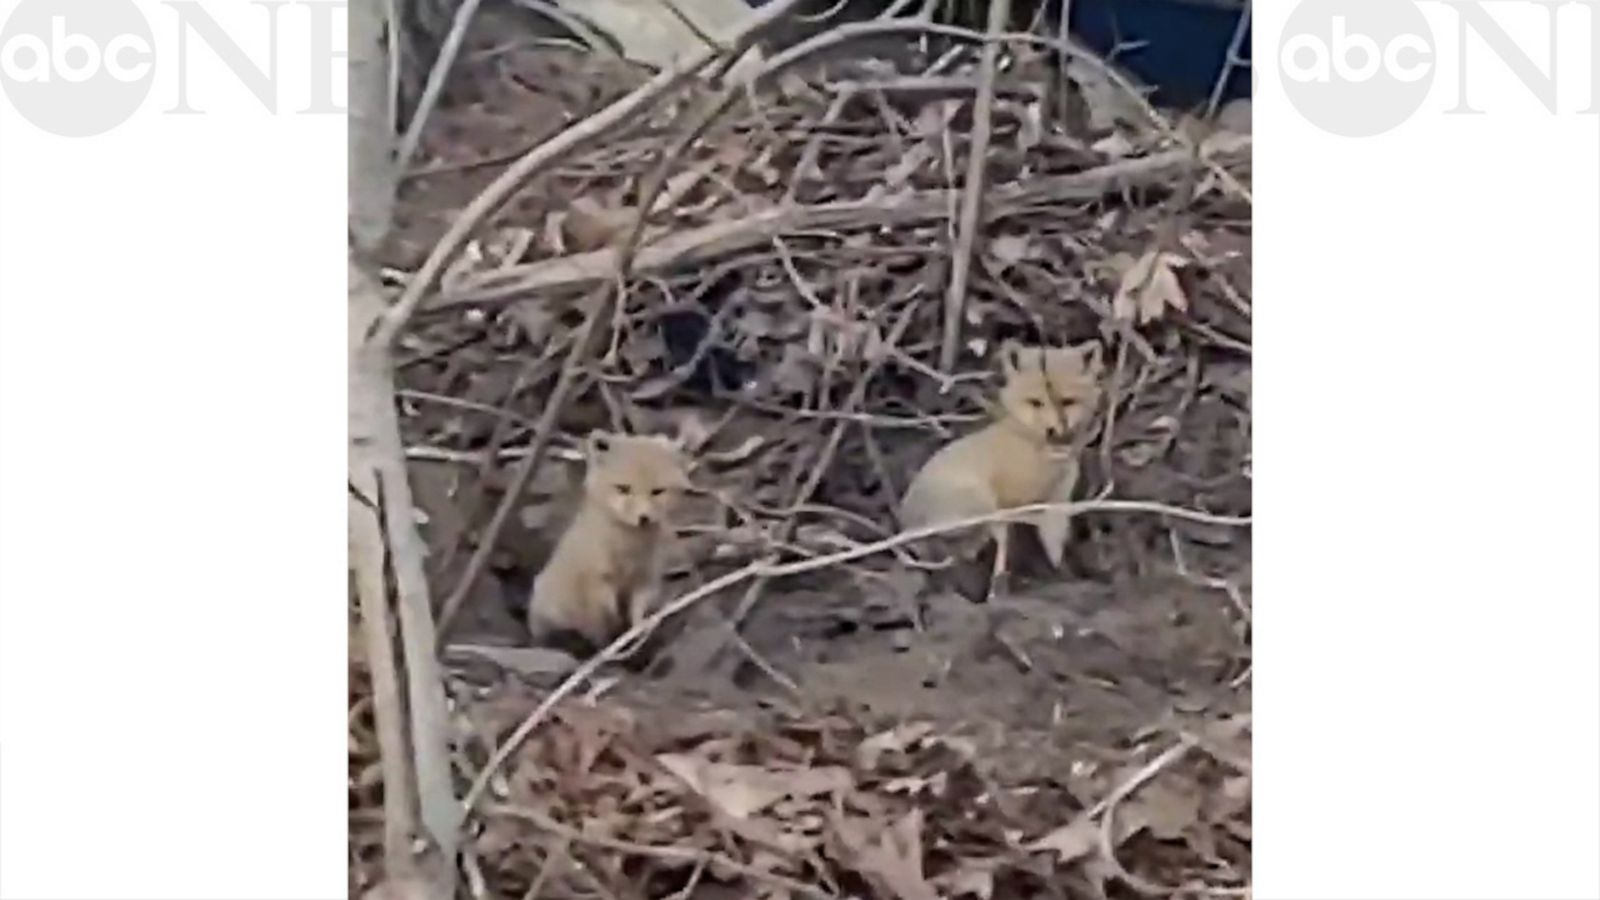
{"left": 352, "top": 11, "right": 1251, "bottom": 898}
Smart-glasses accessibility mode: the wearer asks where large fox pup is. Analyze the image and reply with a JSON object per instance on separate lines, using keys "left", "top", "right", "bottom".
{"left": 899, "top": 340, "right": 1104, "bottom": 601}
{"left": 526, "top": 431, "right": 692, "bottom": 656}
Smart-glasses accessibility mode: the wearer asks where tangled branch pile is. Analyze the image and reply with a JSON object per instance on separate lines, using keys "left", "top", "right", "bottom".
{"left": 352, "top": 10, "right": 1252, "bottom": 898}
{"left": 385, "top": 34, "right": 1249, "bottom": 583}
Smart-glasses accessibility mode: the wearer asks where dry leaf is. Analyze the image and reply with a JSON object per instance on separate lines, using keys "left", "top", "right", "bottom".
{"left": 857, "top": 722, "right": 934, "bottom": 770}
{"left": 1111, "top": 249, "right": 1189, "bottom": 324}
{"left": 833, "top": 809, "right": 937, "bottom": 900}
{"left": 939, "top": 864, "right": 996, "bottom": 898}
{"left": 564, "top": 195, "right": 632, "bottom": 251}
{"left": 1028, "top": 818, "right": 1098, "bottom": 864}
{"left": 1092, "top": 132, "right": 1135, "bottom": 158}
{"left": 656, "top": 754, "right": 850, "bottom": 820}
{"left": 1030, "top": 454, "right": 1081, "bottom": 569}
{"left": 1119, "top": 780, "right": 1203, "bottom": 841}
{"left": 656, "top": 754, "right": 782, "bottom": 819}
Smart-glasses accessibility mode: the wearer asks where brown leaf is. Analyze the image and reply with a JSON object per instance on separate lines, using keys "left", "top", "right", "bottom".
{"left": 1111, "top": 249, "right": 1189, "bottom": 324}
{"left": 857, "top": 722, "right": 934, "bottom": 770}
{"left": 1119, "top": 779, "right": 1203, "bottom": 841}
{"left": 1028, "top": 818, "right": 1098, "bottom": 864}
{"left": 833, "top": 809, "right": 938, "bottom": 900}
{"left": 656, "top": 754, "right": 851, "bottom": 820}
{"left": 564, "top": 196, "right": 632, "bottom": 251}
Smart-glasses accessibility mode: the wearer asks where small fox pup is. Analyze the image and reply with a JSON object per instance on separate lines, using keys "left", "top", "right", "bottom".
{"left": 899, "top": 340, "right": 1104, "bottom": 600}
{"left": 527, "top": 431, "right": 692, "bottom": 655}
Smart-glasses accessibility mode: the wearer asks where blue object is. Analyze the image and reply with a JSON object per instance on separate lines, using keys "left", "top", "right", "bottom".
{"left": 1069, "top": 0, "right": 1251, "bottom": 108}
{"left": 741, "top": 0, "right": 1251, "bottom": 109}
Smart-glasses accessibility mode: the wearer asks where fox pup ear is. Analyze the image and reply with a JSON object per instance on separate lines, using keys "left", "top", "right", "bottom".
{"left": 586, "top": 431, "right": 615, "bottom": 458}
{"left": 1073, "top": 341, "right": 1104, "bottom": 376}
{"left": 657, "top": 432, "right": 691, "bottom": 459}
{"left": 999, "top": 340, "right": 1026, "bottom": 376}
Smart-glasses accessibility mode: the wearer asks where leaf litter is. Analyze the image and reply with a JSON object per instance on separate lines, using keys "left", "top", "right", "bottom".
{"left": 441, "top": 689, "right": 1251, "bottom": 898}
{"left": 353, "top": 7, "right": 1251, "bottom": 898}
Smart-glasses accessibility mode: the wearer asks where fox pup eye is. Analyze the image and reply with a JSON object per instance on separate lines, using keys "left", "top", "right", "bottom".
{"left": 615, "top": 485, "right": 632, "bottom": 496}
{"left": 650, "top": 487, "right": 666, "bottom": 497}
{"left": 1027, "top": 398, "right": 1045, "bottom": 409}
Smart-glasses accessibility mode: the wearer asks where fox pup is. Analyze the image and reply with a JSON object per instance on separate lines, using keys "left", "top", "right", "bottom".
{"left": 899, "top": 340, "right": 1104, "bottom": 600}
{"left": 526, "top": 431, "right": 692, "bottom": 655}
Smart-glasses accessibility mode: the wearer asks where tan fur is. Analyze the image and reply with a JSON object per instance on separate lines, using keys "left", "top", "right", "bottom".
{"left": 527, "top": 431, "right": 692, "bottom": 650}
{"left": 899, "top": 341, "right": 1104, "bottom": 597}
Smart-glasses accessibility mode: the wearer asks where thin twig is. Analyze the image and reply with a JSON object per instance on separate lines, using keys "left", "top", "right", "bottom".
{"left": 520, "top": 836, "right": 570, "bottom": 900}
{"left": 1169, "top": 529, "right": 1250, "bottom": 624}
{"left": 688, "top": 304, "right": 921, "bottom": 679}
{"left": 1205, "top": 3, "right": 1252, "bottom": 119}
{"left": 461, "top": 497, "right": 1249, "bottom": 814}
{"left": 510, "top": 0, "right": 621, "bottom": 58}
{"left": 398, "top": 389, "right": 538, "bottom": 428}
{"left": 396, "top": 0, "right": 484, "bottom": 172}
{"left": 432, "top": 346, "right": 594, "bottom": 642}
{"left": 729, "top": 305, "right": 918, "bottom": 631}
{"left": 939, "top": 0, "right": 1010, "bottom": 371}
{"left": 729, "top": 629, "right": 803, "bottom": 697}
{"left": 1096, "top": 735, "right": 1198, "bottom": 896}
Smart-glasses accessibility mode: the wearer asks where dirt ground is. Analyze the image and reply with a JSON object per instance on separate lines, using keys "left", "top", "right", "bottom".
{"left": 643, "top": 561, "right": 1249, "bottom": 779}
{"left": 351, "top": 13, "right": 1252, "bottom": 898}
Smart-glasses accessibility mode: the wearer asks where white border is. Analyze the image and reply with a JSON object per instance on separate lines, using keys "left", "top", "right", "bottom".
{"left": 0, "top": 1, "right": 1595, "bottom": 898}
{"left": 1, "top": 2, "right": 347, "bottom": 897}
{"left": 1255, "top": 1, "right": 1600, "bottom": 898}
